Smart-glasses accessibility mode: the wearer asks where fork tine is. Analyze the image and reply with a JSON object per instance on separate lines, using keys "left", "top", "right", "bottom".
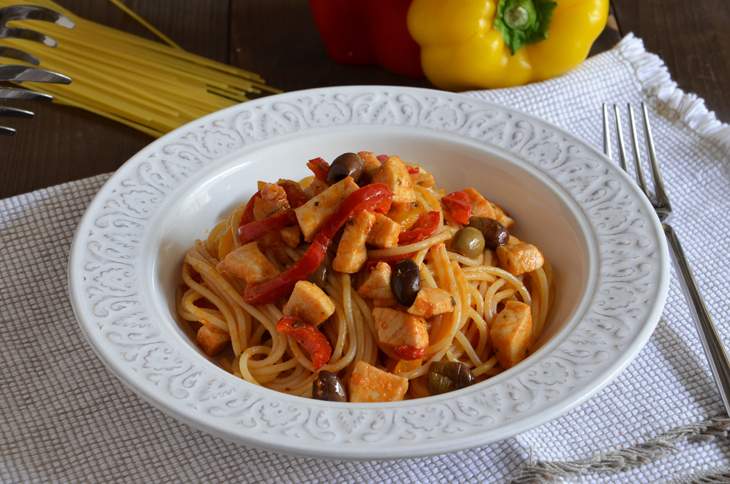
{"left": 0, "top": 46, "right": 40, "bottom": 65}
{"left": 641, "top": 103, "right": 672, "bottom": 211}
{"left": 0, "top": 125, "right": 16, "bottom": 136}
{"left": 0, "top": 88, "right": 53, "bottom": 101}
{"left": 0, "top": 106, "right": 34, "bottom": 118}
{"left": 0, "top": 5, "right": 74, "bottom": 47}
{"left": 613, "top": 105, "right": 628, "bottom": 172}
{"left": 0, "top": 4, "right": 75, "bottom": 28}
{"left": 602, "top": 104, "right": 612, "bottom": 158}
{"left": 0, "top": 65, "right": 72, "bottom": 84}
{"left": 627, "top": 104, "right": 649, "bottom": 195}
{"left": 0, "top": 27, "right": 58, "bottom": 47}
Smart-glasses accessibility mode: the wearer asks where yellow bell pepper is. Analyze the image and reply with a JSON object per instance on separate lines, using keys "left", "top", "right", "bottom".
{"left": 407, "top": 0, "right": 609, "bottom": 90}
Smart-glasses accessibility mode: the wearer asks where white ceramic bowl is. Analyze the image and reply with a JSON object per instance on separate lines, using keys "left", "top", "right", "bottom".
{"left": 68, "top": 86, "right": 669, "bottom": 459}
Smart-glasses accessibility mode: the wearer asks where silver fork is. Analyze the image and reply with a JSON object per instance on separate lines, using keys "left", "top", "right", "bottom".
{"left": 0, "top": 4, "right": 74, "bottom": 135}
{"left": 603, "top": 103, "right": 730, "bottom": 415}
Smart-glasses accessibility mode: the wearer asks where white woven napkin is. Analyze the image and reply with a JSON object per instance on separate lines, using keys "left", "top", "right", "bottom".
{"left": 1, "top": 35, "right": 728, "bottom": 483}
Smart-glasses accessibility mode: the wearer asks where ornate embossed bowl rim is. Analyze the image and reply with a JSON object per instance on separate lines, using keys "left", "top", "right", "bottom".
{"left": 68, "top": 86, "right": 669, "bottom": 460}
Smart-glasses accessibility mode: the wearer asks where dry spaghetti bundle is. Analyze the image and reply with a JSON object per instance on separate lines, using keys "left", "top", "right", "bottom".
{"left": 0, "top": 0, "right": 279, "bottom": 137}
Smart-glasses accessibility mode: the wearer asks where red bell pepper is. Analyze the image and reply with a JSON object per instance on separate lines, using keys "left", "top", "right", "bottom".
{"left": 244, "top": 183, "right": 393, "bottom": 304}
{"left": 241, "top": 192, "right": 261, "bottom": 225}
{"left": 375, "top": 194, "right": 392, "bottom": 215}
{"left": 307, "top": 157, "right": 330, "bottom": 182}
{"left": 238, "top": 210, "right": 297, "bottom": 245}
{"left": 394, "top": 344, "right": 426, "bottom": 360}
{"left": 276, "top": 316, "right": 332, "bottom": 370}
{"left": 309, "top": 0, "right": 423, "bottom": 78}
{"left": 313, "top": 183, "right": 391, "bottom": 240}
{"left": 398, "top": 211, "right": 439, "bottom": 245}
{"left": 246, "top": 235, "right": 327, "bottom": 304}
{"left": 442, "top": 191, "right": 472, "bottom": 225}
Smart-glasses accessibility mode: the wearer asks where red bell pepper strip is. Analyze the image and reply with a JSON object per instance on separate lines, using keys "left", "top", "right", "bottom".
{"left": 276, "top": 316, "right": 332, "bottom": 370}
{"left": 312, "top": 183, "right": 392, "bottom": 243}
{"left": 407, "top": 166, "right": 420, "bottom": 174}
{"left": 375, "top": 194, "right": 392, "bottom": 214}
{"left": 277, "top": 179, "right": 309, "bottom": 208}
{"left": 442, "top": 191, "right": 472, "bottom": 225}
{"left": 398, "top": 211, "right": 440, "bottom": 245}
{"left": 376, "top": 154, "right": 389, "bottom": 163}
{"left": 245, "top": 237, "right": 326, "bottom": 304}
{"left": 241, "top": 192, "right": 261, "bottom": 225}
{"left": 307, "top": 157, "right": 330, "bottom": 182}
{"left": 244, "top": 183, "right": 393, "bottom": 304}
{"left": 238, "top": 210, "right": 297, "bottom": 245}
{"left": 309, "top": 0, "right": 423, "bottom": 78}
{"left": 394, "top": 344, "right": 426, "bottom": 360}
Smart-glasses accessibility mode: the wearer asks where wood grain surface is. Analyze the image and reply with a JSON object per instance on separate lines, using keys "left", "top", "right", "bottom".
{"left": 612, "top": 0, "right": 730, "bottom": 128}
{"left": 0, "top": 1, "right": 725, "bottom": 198}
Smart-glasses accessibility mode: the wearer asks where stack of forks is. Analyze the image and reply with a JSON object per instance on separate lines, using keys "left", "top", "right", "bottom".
{"left": 1, "top": 4, "right": 73, "bottom": 135}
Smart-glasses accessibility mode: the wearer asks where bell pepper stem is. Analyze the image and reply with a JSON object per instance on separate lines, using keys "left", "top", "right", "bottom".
{"left": 503, "top": 0, "right": 536, "bottom": 30}
{"left": 496, "top": 0, "right": 557, "bottom": 55}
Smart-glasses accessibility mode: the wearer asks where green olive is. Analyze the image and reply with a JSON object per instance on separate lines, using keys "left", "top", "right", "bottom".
{"left": 427, "top": 361, "right": 475, "bottom": 395}
{"left": 427, "top": 373, "right": 453, "bottom": 396}
{"left": 453, "top": 227, "right": 485, "bottom": 258}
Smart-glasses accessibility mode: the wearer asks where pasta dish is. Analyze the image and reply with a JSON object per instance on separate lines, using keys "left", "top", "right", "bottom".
{"left": 177, "top": 152, "right": 551, "bottom": 402}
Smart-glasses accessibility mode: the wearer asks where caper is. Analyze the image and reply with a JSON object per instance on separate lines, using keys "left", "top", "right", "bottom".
{"left": 468, "top": 216, "right": 509, "bottom": 250}
{"left": 453, "top": 227, "right": 485, "bottom": 258}
{"left": 312, "top": 371, "right": 347, "bottom": 402}
{"left": 427, "top": 361, "right": 475, "bottom": 395}
{"left": 327, "top": 152, "right": 364, "bottom": 184}
{"left": 391, "top": 259, "right": 421, "bottom": 307}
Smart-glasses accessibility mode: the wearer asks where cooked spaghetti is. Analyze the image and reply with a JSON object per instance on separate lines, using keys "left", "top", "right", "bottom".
{"left": 177, "top": 152, "right": 551, "bottom": 402}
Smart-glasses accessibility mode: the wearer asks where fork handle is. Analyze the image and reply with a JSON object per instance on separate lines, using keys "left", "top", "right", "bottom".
{"left": 664, "top": 223, "right": 730, "bottom": 415}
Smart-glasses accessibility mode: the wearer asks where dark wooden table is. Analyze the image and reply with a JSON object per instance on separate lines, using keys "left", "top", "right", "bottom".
{"left": 1, "top": 0, "right": 728, "bottom": 199}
